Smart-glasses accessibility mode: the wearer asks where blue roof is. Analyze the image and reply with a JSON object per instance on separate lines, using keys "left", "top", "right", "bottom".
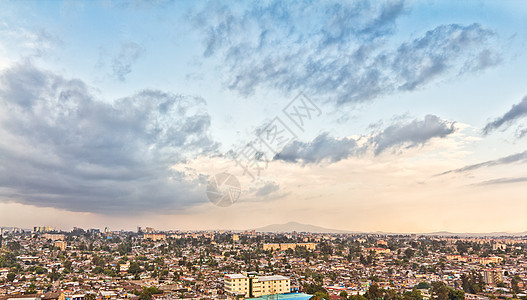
{"left": 247, "top": 293, "right": 312, "bottom": 300}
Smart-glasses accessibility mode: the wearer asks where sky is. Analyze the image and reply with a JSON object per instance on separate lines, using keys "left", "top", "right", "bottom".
{"left": 1, "top": 0, "right": 527, "bottom": 233}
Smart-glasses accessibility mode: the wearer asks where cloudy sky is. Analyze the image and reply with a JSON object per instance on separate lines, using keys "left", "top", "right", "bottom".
{"left": 1, "top": 0, "right": 527, "bottom": 233}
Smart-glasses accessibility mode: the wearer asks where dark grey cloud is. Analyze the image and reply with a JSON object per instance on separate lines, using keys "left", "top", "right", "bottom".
{"left": 191, "top": 1, "right": 500, "bottom": 105}
{"left": 483, "top": 96, "right": 527, "bottom": 134}
{"left": 274, "top": 132, "right": 359, "bottom": 164}
{"left": 0, "top": 63, "right": 217, "bottom": 214}
{"left": 112, "top": 41, "right": 144, "bottom": 81}
{"left": 438, "top": 150, "right": 527, "bottom": 176}
{"left": 370, "top": 114, "right": 456, "bottom": 155}
{"left": 274, "top": 115, "right": 455, "bottom": 164}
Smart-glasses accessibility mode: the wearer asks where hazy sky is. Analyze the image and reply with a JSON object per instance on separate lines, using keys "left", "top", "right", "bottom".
{"left": 1, "top": 0, "right": 527, "bottom": 233}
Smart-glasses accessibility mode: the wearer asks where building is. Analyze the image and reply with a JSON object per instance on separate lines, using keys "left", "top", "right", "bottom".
{"left": 492, "top": 243, "right": 507, "bottom": 251}
{"left": 476, "top": 256, "right": 503, "bottom": 265}
{"left": 33, "top": 226, "right": 53, "bottom": 233}
{"left": 224, "top": 273, "right": 290, "bottom": 298}
{"left": 377, "top": 240, "right": 388, "bottom": 246}
{"left": 363, "top": 247, "right": 391, "bottom": 254}
{"left": 64, "top": 292, "right": 85, "bottom": 300}
{"left": 258, "top": 275, "right": 290, "bottom": 296}
{"left": 483, "top": 269, "right": 504, "bottom": 286}
{"left": 144, "top": 233, "right": 166, "bottom": 241}
{"left": 54, "top": 240, "right": 67, "bottom": 251}
{"left": 225, "top": 274, "right": 249, "bottom": 298}
{"left": 262, "top": 243, "right": 316, "bottom": 251}
{"left": 42, "top": 233, "right": 65, "bottom": 241}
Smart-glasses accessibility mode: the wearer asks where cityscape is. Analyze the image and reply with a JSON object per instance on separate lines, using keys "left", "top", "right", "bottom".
{"left": 1, "top": 226, "right": 527, "bottom": 300}
{"left": 2, "top": 1, "right": 527, "bottom": 300}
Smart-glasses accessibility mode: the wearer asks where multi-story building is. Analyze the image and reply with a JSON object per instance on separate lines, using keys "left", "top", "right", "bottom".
{"left": 258, "top": 275, "right": 290, "bottom": 296}
{"left": 224, "top": 273, "right": 290, "bottom": 298}
{"left": 34, "top": 226, "right": 54, "bottom": 233}
{"left": 43, "top": 233, "right": 66, "bottom": 241}
{"left": 263, "top": 243, "right": 316, "bottom": 251}
{"left": 54, "top": 240, "right": 67, "bottom": 251}
{"left": 363, "top": 247, "right": 391, "bottom": 254}
{"left": 224, "top": 274, "right": 250, "bottom": 297}
{"left": 144, "top": 233, "right": 166, "bottom": 241}
{"left": 483, "top": 269, "right": 504, "bottom": 286}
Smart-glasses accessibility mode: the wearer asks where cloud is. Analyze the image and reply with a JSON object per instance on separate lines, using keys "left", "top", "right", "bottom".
{"left": 243, "top": 180, "right": 287, "bottom": 202}
{"left": 0, "top": 25, "right": 60, "bottom": 59}
{"left": 0, "top": 63, "right": 217, "bottom": 214}
{"left": 111, "top": 41, "right": 144, "bottom": 81}
{"left": 475, "top": 177, "right": 527, "bottom": 186}
{"left": 274, "top": 115, "right": 455, "bottom": 164}
{"left": 483, "top": 95, "right": 527, "bottom": 134}
{"left": 191, "top": 1, "right": 500, "bottom": 105}
{"left": 274, "top": 132, "right": 359, "bottom": 164}
{"left": 255, "top": 181, "right": 280, "bottom": 197}
{"left": 438, "top": 150, "right": 527, "bottom": 176}
{"left": 370, "top": 114, "right": 456, "bottom": 155}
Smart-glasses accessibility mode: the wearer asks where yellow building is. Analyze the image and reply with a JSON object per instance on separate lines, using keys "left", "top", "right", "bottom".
{"left": 477, "top": 256, "right": 503, "bottom": 265}
{"left": 43, "top": 233, "right": 66, "bottom": 241}
{"left": 54, "top": 240, "right": 67, "bottom": 251}
{"left": 144, "top": 233, "right": 166, "bottom": 241}
{"left": 258, "top": 275, "right": 290, "bottom": 296}
{"left": 363, "top": 247, "right": 391, "bottom": 254}
{"left": 263, "top": 243, "right": 316, "bottom": 251}
{"left": 224, "top": 274, "right": 250, "bottom": 297}
{"left": 224, "top": 273, "right": 290, "bottom": 298}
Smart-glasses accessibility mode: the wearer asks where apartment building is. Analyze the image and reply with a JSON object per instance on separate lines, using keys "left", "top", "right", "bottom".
{"left": 143, "top": 233, "right": 166, "bottom": 241}
{"left": 224, "top": 273, "right": 290, "bottom": 298}
{"left": 262, "top": 243, "right": 316, "bottom": 251}
{"left": 54, "top": 240, "right": 67, "bottom": 251}
{"left": 483, "top": 269, "right": 504, "bottom": 286}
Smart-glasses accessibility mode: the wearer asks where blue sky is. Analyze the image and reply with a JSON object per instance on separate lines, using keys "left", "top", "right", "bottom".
{"left": 1, "top": 0, "right": 527, "bottom": 232}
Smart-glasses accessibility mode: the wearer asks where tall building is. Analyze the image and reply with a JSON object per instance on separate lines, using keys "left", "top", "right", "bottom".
{"left": 224, "top": 272, "right": 290, "bottom": 298}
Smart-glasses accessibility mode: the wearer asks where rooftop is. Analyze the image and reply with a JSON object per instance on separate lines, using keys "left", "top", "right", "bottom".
{"left": 247, "top": 293, "right": 312, "bottom": 300}
{"left": 259, "top": 275, "right": 290, "bottom": 281}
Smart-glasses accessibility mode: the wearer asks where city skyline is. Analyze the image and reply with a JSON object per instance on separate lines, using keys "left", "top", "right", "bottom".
{"left": 1, "top": 1, "right": 527, "bottom": 233}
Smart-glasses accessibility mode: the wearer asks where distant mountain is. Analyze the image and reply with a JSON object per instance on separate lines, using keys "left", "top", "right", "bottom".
{"left": 255, "top": 221, "right": 349, "bottom": 233}
{"left": 253, "top": 222, "right": 527, "bottom": 237}
{"left": 424, "top": 231, "right": 527, "bottom": 237}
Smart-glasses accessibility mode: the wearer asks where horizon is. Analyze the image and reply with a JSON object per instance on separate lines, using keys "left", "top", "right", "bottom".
{"left": 1, "top": 1, "right": 527, "bottom": 233}
{"left": 2, "top": 221, "right": 527, "bottom": 236}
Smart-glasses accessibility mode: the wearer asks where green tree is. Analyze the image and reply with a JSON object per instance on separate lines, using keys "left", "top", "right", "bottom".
{"left": 511, "top": 275, "right": 521, "bottom": 295}
{"left": 403, "top": 289, "right": 423, "bottom": 300}
{"left": 85, "top": 294, "right": 96, "bottom": 300}
{"left": 366, "top": 284, "right": 383, "bottom": 300}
